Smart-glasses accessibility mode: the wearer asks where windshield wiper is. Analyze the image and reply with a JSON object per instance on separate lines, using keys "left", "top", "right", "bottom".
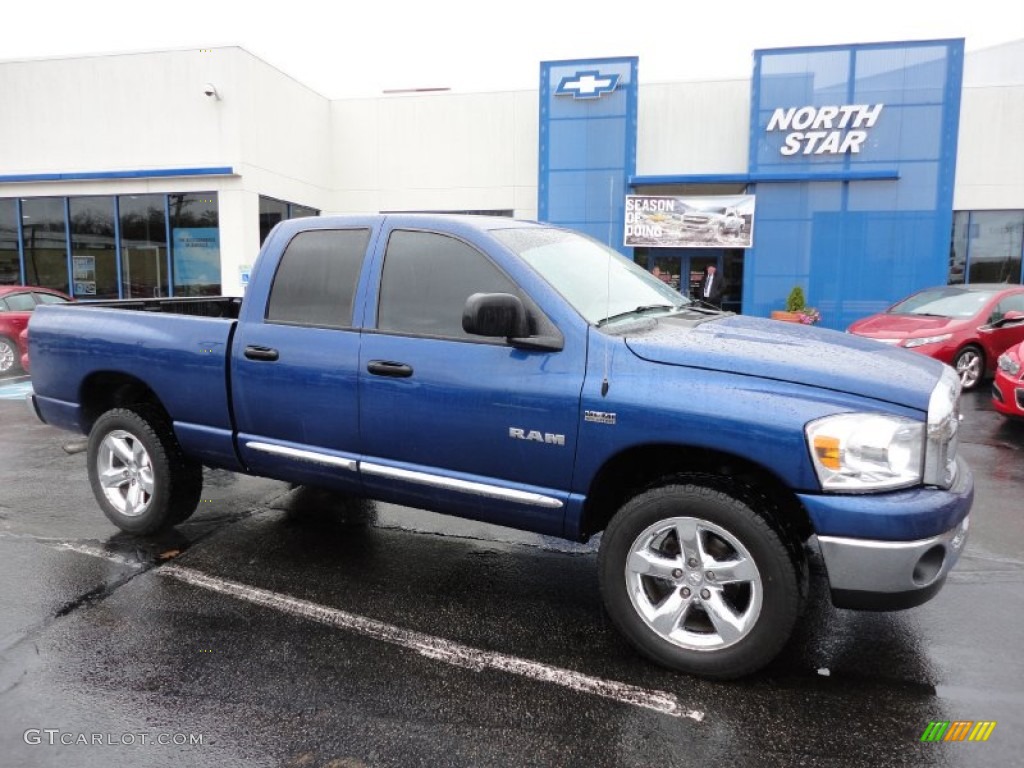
{"left": 596, "top": 304, "right": 678, "bottom": 327}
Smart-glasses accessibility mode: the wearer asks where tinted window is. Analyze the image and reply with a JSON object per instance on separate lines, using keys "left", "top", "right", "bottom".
{"left": 377, "top": 230, "right": 517, "bottom": 339}
{"left": 5, "top": 292, "right": 37, "bottom": 311}
{"left": 266, "top": 229, "right": 370, "bottom": 328}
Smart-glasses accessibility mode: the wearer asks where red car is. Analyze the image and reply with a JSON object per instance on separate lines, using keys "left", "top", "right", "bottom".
{"left": 992, "top": 341, "right": 1024, "bottom": 419}
{"left": 0, "top": 286, "right": 73, "bottom": 375}
{"left": 847, "top": 284, "right": 1024, "bottom": 391}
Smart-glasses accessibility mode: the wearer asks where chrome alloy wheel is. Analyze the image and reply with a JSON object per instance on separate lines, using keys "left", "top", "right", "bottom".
{"left": 0, "top": 339, "right": 14, "bottom": 373}
{"left": 955, "top": 349, "right": 982, "bottom": 389}
{"left": 97, "top": 429, "right": 155, "bottom": 517}
{"left": 625, "top": 516, "right": 763, "bottom": 651}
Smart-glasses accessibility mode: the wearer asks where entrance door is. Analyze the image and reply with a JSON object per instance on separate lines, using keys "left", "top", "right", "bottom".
{"left": 685, "top": 253, "right": 720, "bottom": 302}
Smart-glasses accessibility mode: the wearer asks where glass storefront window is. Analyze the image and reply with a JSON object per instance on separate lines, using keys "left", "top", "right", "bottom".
{"left": 949, "top": 212, "right": 969, "bottom": 284}
{"left": 119, "top": 194, "right": 169, "bottom": 299}
{"left": 259, "top": 196, "right": 320, "bottom": 245}
{"left": 21, "top": 198, "right": 68, "bottom": 293}
{"left": 170, "top": 193, "right": 221, "bottom": 296}
{"left": 69, "top": 197, "right": 117, "bottom": 299}
{"left": 0, "top": 199, "right": 19, "bottom": 285}
{"left": 965, "top": 211, "right": 1024, "bottom": 285}
{"left": 259, "top": 197, "right": 288, "bottom": 245}
{"left": 290, "top": 204, "right": 318, "bottom": 219}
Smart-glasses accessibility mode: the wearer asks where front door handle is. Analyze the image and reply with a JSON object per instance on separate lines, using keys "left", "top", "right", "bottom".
{"left": 244, "top": 345, "right": 279, "bottom": 361}
{"left": 367, "top": 360, "right": 413, "bottom": 378}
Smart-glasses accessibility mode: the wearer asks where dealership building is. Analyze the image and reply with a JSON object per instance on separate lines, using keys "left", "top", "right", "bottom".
{"left": 1, "top": 38, "right": 1022, "bottom": 329}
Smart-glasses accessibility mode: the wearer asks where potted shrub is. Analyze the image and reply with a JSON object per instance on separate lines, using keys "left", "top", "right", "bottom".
{"left": 771, "top": 286, "right": 819, "bottom": 324}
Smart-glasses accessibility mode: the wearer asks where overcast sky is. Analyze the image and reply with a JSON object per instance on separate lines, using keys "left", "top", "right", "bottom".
{"left": 4, "top": 0, "right": 1021, "bottom": 97}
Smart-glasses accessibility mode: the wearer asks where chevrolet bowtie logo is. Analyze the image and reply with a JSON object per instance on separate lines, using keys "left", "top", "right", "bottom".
{"left": 555, "top": 70, "right": 620, "bottom": 99}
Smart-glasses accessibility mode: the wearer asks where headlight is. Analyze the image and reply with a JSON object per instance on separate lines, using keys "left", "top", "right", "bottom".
{"left": 806, "top": 413, "right": 924, "bottom": 491}
{"left": 997, "top": 352, "right": 1021, "bottom": 377}
{"left": 903, "top": 334, "right": 952, "bottom": 349}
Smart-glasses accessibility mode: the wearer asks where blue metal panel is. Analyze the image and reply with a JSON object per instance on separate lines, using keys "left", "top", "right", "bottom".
{"left": 630, "top": 170, "right": 899, "bottom": 186}
{"left": 745, "top": 40, "right": 964, "bottom": 329}
{"left": 539, "top": 57, "right": 637, "bottom": 256}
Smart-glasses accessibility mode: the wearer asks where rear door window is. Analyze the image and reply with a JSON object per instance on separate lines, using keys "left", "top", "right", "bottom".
{"left": 266, "top": 229, "right": 371, "bottom": 328}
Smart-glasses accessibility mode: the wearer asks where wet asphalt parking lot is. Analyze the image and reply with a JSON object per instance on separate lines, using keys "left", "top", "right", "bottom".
{"left": 1, "top": 372, "right": 1022, "bottom": 768}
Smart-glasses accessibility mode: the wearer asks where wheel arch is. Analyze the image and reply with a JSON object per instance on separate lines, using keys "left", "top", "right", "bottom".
{"left": 579, "top": 444, "right": 812, "bottom": 548}
{"left": 79, "top": 372, "right": 170, "bottom": 433}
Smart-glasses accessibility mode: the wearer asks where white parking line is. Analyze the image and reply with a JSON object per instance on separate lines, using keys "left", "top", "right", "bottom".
{"left": 54, "top": 541, "right": 703, "bottom": 721}
{"left": 0, "top": 379, "right": 33, "bottom": 400}
{"left": 56, "top": 542, "right": 143, "bottom": 567}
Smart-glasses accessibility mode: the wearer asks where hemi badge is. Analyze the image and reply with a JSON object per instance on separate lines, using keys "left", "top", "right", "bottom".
{"left": 585, "top": 410, "right": 616, "bottom": 425}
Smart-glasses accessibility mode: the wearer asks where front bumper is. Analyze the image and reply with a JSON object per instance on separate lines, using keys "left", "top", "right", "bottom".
{"left": 818, "top": 513, "right": 970, "bottom": 610}
{"left": 992, "top": 369, "right": 1024, "bottom": 417}
{"left": 798, "top": 455, "right": 973, "bottom": 611}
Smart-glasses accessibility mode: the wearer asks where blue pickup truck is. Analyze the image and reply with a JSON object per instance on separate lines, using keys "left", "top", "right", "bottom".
{"left": 27, "top": 214, "right": 973, "bottom": 678}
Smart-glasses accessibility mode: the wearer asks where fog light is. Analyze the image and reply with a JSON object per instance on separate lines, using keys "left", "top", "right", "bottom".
{"left": 912, "top": 545, "right": 946, "bottom": 586}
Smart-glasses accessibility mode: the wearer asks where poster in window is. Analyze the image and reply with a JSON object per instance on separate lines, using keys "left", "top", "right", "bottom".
{"left": 172, "top": 228, "right": 220, "bottom": 294}
{"left": 72, "top": 255, "right": 96, "bottom": 295}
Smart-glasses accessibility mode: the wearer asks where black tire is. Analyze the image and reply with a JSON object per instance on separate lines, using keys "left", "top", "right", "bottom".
{"left": 598, "top": 476, "right": 801, "bottom": 679}
{"left": 87, "top": 406, "right": 203, "bottom": 534}
{"left": 953, "top": 345, "right": 985, "bottom": 391}
{"left": 0, "top": 336, "right": 19, "bottom": 375}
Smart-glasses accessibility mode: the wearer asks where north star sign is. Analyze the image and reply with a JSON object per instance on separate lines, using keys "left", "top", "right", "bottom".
{"left": 766, "top": 103, "right": 885, "bottom": 156}
{"left": 555, "top": 70, "right": 620, "bottom": 99}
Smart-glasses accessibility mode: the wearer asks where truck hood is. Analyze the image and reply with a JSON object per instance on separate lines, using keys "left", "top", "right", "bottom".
{"left": 623, "top": 314, "right": 943, "bottom": 411}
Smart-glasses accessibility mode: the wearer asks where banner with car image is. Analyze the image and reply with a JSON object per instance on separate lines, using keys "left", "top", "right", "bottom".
{"left": 624, "top": 194, "right": 755, "bottom": 248}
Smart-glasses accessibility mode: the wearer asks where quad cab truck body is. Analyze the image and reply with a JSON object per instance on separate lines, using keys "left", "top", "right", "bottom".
{"left": 28, "top": 214, "right": 973, "bottom": 679}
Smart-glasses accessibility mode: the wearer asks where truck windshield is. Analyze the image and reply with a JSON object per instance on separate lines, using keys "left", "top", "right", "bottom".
{"left": 492, "top": 227, "right": 691, "bottom": 326}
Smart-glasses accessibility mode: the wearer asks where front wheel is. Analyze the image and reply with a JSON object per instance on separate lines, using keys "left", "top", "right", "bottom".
{"left": 87, "top": 406, "right": 203, "bottom": 534}
{"left": 598, "top": 478, "right": 801, "bottom": 679}
{"left": 0, "top": 336, "right": 18, "bottom": 374}
{"left": 953, "top": 345, "right": 985, "bottom": 391}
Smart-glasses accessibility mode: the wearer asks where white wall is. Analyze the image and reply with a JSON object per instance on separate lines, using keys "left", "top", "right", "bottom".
{"left": 0, "top": 49, "right": 241, "bottom": 175}
{"left": 637, "top": 79, "right": 750, "bottom": 175}
{"left": 954, "top": 40, "right": 1024, "bottom": 211}
{"left": 0, "top": 47, "right": 335, "bottom": 295}
{"left": 329, "top": 89, "right": 538, "bottom": 218}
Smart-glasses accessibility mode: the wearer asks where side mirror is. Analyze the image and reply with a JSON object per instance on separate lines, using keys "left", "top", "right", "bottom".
{"left": 463, "top": 293, "right": 530, "bottom": 339}
{"left": 984, "top": 310, "right": 1024, "bottom": 331}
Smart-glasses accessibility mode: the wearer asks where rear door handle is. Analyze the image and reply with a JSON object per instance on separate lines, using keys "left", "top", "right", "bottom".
{"left": 244, "top": 345, "right": 279, "bottom": 361}
{"left": 367, "top": 360, "right": 413, "bottom": 378}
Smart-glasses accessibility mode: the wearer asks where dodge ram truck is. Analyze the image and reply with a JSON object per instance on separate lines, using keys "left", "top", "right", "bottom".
{"left": 27, "top": 214, "right": 973, "bottom": 679}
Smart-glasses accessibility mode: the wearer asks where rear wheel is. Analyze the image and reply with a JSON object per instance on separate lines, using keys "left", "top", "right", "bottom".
{"left": 87, "top": 406, "right": 203, "bottom": 534}
{"left": 953, "top": 345, "right": 984, "bottom": 390}
{"left": 598, "top": 477, "right": 801, "bottom": 679}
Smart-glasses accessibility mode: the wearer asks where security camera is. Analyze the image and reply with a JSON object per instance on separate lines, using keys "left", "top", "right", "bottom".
{"left": 203, "top": 82, "right": 220, "bottom": 100}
